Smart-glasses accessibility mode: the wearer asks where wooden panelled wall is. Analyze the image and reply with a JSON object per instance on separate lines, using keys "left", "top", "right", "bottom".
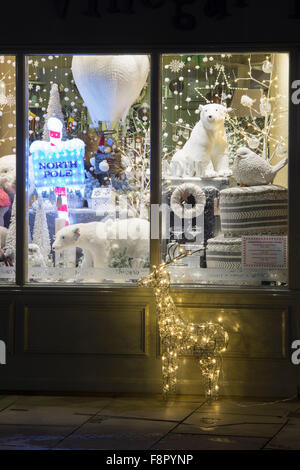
{"left": 0, "top": 286, "right": 299, "bottom": 397}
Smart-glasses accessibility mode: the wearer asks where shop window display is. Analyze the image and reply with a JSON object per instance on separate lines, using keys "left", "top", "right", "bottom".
{"left": 0, "top": 56, "right": 16, "bottom": 283}
{"left": 161, "top": 53, "right": 289, "bottom": 286}
{"left": 26, "top": 55, "right": 150, "bottom": 283}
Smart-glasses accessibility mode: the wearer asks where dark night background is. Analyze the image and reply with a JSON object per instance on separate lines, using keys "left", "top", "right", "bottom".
{"left": 0, "top": 1, "right": 299, "bottom": 48}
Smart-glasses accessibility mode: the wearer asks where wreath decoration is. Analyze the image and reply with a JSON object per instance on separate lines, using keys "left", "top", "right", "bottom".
{"left": 170, "top": 183, "right": 206, "bottom": 218}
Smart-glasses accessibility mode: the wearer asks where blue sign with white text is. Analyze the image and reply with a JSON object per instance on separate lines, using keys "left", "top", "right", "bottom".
{"left": 30, "top": 138, "right": 85, "bottom": 191}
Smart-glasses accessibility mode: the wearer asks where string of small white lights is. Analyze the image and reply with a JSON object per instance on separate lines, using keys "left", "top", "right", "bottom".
{"left": 138, "top": 243, "right": 229, "bottom": 400}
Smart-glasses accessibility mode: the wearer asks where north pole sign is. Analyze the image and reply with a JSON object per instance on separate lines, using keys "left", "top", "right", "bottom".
{"left": 30, "top": 138, "right": 85, "bottom": 191}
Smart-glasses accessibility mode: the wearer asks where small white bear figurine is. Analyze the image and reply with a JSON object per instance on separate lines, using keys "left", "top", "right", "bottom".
{"left": 52, "top": 218, "right": 150, "bottom": 270}
{"left": 28, "top": 243, "right": 46, "bottom": 267}
{"left": 171, "top": 103, "right": 232, "bottom": 178}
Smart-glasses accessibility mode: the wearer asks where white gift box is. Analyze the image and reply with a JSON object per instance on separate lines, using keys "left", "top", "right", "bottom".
{"left": 91, "top": 187, "right": 116, "bottom": 213}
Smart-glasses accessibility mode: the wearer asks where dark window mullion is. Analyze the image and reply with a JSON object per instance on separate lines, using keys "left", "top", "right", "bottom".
{"left": 15, "top": 53, "right": 27, "bottom": 286}
{"left": 150, "top": 52, "right": 162, "bottom": 269}
{"left": 288, "top": 49, "right": 300, "bottom": 290}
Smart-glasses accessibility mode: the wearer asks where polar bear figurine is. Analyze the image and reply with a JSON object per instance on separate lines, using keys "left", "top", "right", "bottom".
{"left": 28, "top": 243, "right": 46, "bottom": 267}
{"left": 172, "top": 103, "right": 232, "bottom": 178}
{"left": 52, "top": 218, "right": 150, "bottom": 270}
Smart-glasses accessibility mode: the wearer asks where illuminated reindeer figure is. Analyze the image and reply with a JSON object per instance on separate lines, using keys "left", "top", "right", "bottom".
{"left": 138, "top": 245, "right": 229, "bottom": 399}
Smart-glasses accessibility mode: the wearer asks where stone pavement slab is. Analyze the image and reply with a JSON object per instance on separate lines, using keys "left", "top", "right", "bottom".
{"left": 175, "top": 412, "right": 286, "bottom": 438}
{"left": 8, "top": 394, "right": 113, "bottom": 410}
{"left": 55, "top": 417, "right": 177, "bottom": 450}
{"left": 0, "top": 424, "right": 75, "bottom": 449}
{"left": 196, "top": 398, "right": 300, "bottom": 418}
{"left": 0, "top": 395, "right": 114, "bottom": 426}
{"left": 0, "top": 395, "right": 19, "bottom": 412}
{"left": 0, "top": 407, "right": 97, "bottom": 426}
{"left": 0, "top": 394, "right": 298, "bottom": 450}
{"left": 98, "top": 397, "right": 203, "bottom": 421}
{"left": 265, "top": 418, "right": 300, "bottom": 450}
{"left": 152, "top": 433, "right": 268, "bottom": 450}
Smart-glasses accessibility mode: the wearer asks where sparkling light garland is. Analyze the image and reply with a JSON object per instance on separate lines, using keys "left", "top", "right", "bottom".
{"left": 162, "top": 53, "right": 288, "bottom": 162}
{"left": 138, "top": 244, "right": 229, "bottom": 399}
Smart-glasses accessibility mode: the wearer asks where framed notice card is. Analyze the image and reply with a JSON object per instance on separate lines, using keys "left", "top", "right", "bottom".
{"left": 242, "top": 236, "right": 288, "bottom": 270}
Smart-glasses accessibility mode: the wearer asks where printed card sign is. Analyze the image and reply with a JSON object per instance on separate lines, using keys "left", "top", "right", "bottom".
{"left": 242, "top": 235, "right": 287, "bottom": 269}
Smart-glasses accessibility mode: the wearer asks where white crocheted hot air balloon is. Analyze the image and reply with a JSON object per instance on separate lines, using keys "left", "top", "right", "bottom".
{"left": 71, "top": 55, "right": 150, "bottom": 125}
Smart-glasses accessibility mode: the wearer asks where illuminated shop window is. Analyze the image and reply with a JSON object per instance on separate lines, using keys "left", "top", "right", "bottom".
{"left": 26, "top": 55, "right": 150, "bottom": 284}
{"left": 0, "top": 56, "right": 16, "bottom": 283}
{"left": 161, "top": 53, "right": 289, "bottom": 287}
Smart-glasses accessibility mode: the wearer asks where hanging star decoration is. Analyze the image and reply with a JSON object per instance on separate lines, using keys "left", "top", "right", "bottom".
{"left": 138, "top": 243, "right": 229, "bottom": 399}
{"left": 6, "top": 94, "right": 16, "bottom": 107}
{"left": 168, "top": 59, "right": 185, "bottom": 73}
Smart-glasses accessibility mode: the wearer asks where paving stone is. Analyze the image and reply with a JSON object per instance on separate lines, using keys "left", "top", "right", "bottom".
{"left": 152, "top": 433, "right": 268, "bottom": 450}
{"left": 175, "top": 412, "right": 285, "bottom": 438}
{"left": 11, "top": 395, "right": 113, "bottom": 411}
{"left": 0, "top": 424, "right": 74, "bottom": 449}
{"left": 55, "top": 417, "right": 176, "bottom": 450}
{"left": 99, "top": 397, "right": 202, "bottom": 421}
{"left": 0, "top": 396, "right": 114, "bottom": 426}
{"left": 0, "top": 445, "right": 49, "bottom": 450}
{"left": 0, "top": 394, "right": 297, "bottom": 450}
{"left": 266, "top": 419, "right": 300, "bottom": 450}
{"left": 0, "top": 395, "right": 18, "bottom": 412}
{"left": 0, "top": 406, "right": 99, "bottom": 426}
{"left": 196, "top": 398, "right": 300, "bottom": 418}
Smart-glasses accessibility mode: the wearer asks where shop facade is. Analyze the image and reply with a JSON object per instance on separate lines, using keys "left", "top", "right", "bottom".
{"left": 0, "top": 1, "right": 300, "bottom": 397}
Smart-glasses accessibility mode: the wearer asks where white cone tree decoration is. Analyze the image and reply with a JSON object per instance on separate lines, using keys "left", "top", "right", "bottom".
{"left": 43, "top": 83, "right": 67, "bottom": 141}
{"left": 71, "top": 55, "right": 150, "bottom": 124}
{"left": 32, "top": 196, "right": 51, "bottom": 263}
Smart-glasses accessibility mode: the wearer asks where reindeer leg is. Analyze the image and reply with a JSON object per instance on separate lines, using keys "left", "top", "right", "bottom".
{"left": 161, "top": 338, "right": 179, "bottom": 399}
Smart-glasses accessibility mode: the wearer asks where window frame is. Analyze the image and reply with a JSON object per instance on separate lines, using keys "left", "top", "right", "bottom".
{"left": 0, "top": 45, "right": 297, "bottom": 291}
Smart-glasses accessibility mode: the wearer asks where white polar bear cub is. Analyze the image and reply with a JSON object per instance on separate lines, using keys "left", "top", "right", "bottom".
{"left": 52, "top": 218, "right": 150, "bottom": 269}
{"left": 171, "top": 103, "right": 232, "bottom": 178}
{"left": 28, "top": 243, "right": 46, "bottom": 267}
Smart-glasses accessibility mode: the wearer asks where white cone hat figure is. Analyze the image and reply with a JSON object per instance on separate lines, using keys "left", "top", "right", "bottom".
{"left": 71, "top": 55, "right": 150, "bottom": 125}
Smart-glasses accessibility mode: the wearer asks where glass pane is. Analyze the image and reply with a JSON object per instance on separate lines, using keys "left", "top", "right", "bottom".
{"left": 0, "top": 56, "right": 16, "bottom": 283}
{"left": 161, "top": 53, "right": 288, "bottom": 287}
{"left": 27, "top": 55, "right": 150, "bottom": 284}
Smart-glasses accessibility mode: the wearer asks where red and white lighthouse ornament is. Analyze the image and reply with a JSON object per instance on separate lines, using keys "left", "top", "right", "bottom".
{"left": 48, "top": 117, "right": 63, "bottom": 146}
{"left": 47, "top": 117, "right": 69, "bottom": 225}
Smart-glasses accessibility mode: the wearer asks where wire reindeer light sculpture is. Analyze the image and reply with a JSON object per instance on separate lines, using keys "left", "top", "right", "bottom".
{"left": 138, "top": 243, "right": 229, "bottom": 399}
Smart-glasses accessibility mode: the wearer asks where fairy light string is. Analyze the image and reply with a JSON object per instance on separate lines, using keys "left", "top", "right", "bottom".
{"left": 138, "top": 244, "right": 229, "bottom": 399}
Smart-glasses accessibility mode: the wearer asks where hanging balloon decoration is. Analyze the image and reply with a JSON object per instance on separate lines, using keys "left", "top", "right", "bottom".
{"left": 71, "top": 55, "right": 150, "bottom": 125}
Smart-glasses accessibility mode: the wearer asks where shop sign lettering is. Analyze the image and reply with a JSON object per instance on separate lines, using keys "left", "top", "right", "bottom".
{"left": 291, "top": 340, "right": 300, "bottom": 365}
{"left": 0, "top": 340, "right": 6, "bottom": 365}
{"left": 31, "top": 146, "right": 85, "bottom": 190}
{"left": 39, "top": 161, "right": 78, "bottom": 180}
{"left": 51, "top": 0, "right": 250, "bottom": 29}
